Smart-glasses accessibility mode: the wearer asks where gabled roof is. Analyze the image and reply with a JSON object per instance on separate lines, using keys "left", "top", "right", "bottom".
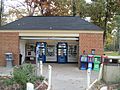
{"left": 0, "top": 16, "right": 103, "bottom": 31}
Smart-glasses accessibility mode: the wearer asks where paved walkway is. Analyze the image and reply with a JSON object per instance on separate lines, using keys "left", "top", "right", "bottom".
{"left": 42, "top": 63, "right": 99, "bottom": 90}
{"left": 0, "top": 64, "right": 99, "bottom": 90}
{"left": 0, "top": 66, "right": 13, "bottom": 76}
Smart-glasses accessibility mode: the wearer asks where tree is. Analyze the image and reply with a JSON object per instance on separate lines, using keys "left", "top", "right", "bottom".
{"left": 2, "top": 0, "right": 73, "bottom": 24}
{"left": 75, "top": 0, "right": 86, "bottom": 17}
{"left": 25, "top": 0, "right": 73, "bottom": 16}
{"left": 0, "top": 0, "right": 2, "bottom": 26}
{"left": 115, "top": 15, "right": 120, "bottom": 54}
{"left": 86, "top": 0, "right": 120, "bottom": 40}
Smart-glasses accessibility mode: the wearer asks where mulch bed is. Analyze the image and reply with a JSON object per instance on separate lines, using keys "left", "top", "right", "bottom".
{"left": 0, "top": 76, "right": 48, "bottom": 90}
{"left": 108, "top": 83, "right": 120, "bottom": 90}
{"left": 89, "top": 80, "right": 120, "bottom": 90}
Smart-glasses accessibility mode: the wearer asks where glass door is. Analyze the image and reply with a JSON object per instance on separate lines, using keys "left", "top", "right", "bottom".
{"left": 68, "top": 45, "right": 78, "bottom": 62}
{"left": 46, "top": 45, "right": 56, "bottom": 62}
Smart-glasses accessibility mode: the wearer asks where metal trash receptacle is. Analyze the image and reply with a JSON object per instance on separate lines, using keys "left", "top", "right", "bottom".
{"left": 101, "top": 55, "right": 108, "bottom": 64}
{"left": 5, "top": 53, "right": 13, "bottom": 68}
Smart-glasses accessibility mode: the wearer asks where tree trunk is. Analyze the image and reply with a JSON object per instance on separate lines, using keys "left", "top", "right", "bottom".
{"left": 103, "top": 0, "right": 109, "bottom": 44}
{"left": 72, "top": 0, "right": 76, "bottom": 16}
{"left": 119, "top": 29, "right": 120, "bottom": 55}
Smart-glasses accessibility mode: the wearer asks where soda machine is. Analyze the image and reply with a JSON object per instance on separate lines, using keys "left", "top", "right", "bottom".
{"left": 57, "top": 42, "right": 68, "bottom": 63}
{"left": 36, "top": 42, "right": 46, "bottom": 63}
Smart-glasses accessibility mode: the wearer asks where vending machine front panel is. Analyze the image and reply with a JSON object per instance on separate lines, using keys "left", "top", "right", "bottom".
{"left": 57, "top": 42, "right": 68, "bottom": 63}
{"left": 36, "top": 42, "right": 46, "bottom": 63}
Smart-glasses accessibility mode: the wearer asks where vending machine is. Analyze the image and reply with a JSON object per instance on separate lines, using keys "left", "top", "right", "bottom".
{"left": 80, "top": 55, "right": 88, "bottom": 70}
{"left": 36, "top": 42, "right": 46, "bottom": 63}
{"left": 88, "top": 55, "right": 94, "bottom": 70}
{"left": 57, "top": 42, "right": 68, "bottom": 63}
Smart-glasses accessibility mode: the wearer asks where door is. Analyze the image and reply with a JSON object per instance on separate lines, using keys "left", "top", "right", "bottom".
{"left": 68, "top": 45, "right": 78, "bottom": 62}
{"left": 46, "top": 45, "right": 56, "bottom": 62}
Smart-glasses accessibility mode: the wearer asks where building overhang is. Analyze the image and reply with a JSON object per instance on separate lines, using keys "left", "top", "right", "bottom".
{"left": 0, "top": 30, "right": 104, "bottom": 37}
{"left": 20, "top": 37, "right": 79, "bottom": 40}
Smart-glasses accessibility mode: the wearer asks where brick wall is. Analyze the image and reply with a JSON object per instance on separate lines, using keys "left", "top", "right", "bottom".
{"left": 0, "top": 32, "right": 19, "bottom": 66}
{"left": 79, "top": 33, "right": 103, "bottom": 55}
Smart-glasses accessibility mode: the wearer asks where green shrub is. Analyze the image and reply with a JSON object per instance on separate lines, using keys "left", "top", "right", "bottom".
{"left": 3, "top": 64, "right": 45, "bottom": 89}
{"left": 3, "top": 78, "right": 15, "bottom": 85}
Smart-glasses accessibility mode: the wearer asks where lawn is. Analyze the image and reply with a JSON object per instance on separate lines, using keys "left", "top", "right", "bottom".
{"left": 104, "top": 51, "right": 120, "bottom": 56}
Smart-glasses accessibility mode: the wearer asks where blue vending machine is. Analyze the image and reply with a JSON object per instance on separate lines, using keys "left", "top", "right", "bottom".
{"left": 57, "top": 42, "right": 68, "bottom": 63}
{"left": 87, "top": 55, "right": 94, "bottom": 70}
{"left": 80, "top": 55, "right": 88, "bottom": 70}
{"left": 36, "top": 42, "right": 47, "bottom": 63}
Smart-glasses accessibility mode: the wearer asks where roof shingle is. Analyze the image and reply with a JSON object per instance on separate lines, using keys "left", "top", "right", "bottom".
{"left": 0, "top": 16, "right": 103, "bottom": 31}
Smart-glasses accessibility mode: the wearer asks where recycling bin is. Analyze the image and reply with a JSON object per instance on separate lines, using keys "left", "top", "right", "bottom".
{"left": 101, "top": 55, "right": 108, "bottom": 65}
{"left": 93, "top": 55, "right": 101, "bottom": 71}
{"left": 80, "top": 55, "right": 88, "bottom": 70}
{"left": 5, "top": 53, "right": 13, "bottom": 68}
{"left": 87, "top": 55, "right": 94, "bottom": 70}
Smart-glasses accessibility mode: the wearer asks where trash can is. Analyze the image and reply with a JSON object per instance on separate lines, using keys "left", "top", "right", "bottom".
{"left": 101, "top": 55, "right": 108, "bottom": 65}
{"left": 93, "top": 55, "right": 101, "bottom": 71}
{"left": 88, "top": 55, "right": 94, "bottom": 70}
{"left": 80, "top": 55, "right": 88, "bottom": 70}
{"left": 5, "top": 53, "right": 13, "bottom": 68}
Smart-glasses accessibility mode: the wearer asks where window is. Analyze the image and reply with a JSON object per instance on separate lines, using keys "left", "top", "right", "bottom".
{"left": 46, "top": 45, "right": 55, "bottom": 56}
{"left": 68, "top": 45, "right": 77, "bottom": 58}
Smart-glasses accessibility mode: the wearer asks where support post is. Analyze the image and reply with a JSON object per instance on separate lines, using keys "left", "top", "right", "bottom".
{"left": 26, "top": 83, "right": 34, "bottom": 90}
{"left": 98, "top": 63, "right": 103, "bottom": 81}
{"left": 47, "top": 65, "right": 52, "bottom": 90}
{"left": 40, "top": 60, "right": 43, "bottom": 76}
{"left": 37, "top": 62, "right": 40, "bottom": 76}
{"left": 87, "top": 69, "right": 91, "bottom": 89}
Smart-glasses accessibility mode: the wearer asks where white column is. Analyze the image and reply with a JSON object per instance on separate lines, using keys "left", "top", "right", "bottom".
{"left": 98, "top": 64, "right": 103, "bottom": 81}
{"left": 37, "top": 62, "right": 40, "bottom": 76}
{"left": 87, "top": 69, "right": 91, "bottom": 89}
{"left": 47, "top": 65, "right": 52, "bottom": 90}
{"left": 40, "top": 61, "right": 43, "bottom": 76}
{"left": 19, "top": 40, "right": 26, "bottom": 64}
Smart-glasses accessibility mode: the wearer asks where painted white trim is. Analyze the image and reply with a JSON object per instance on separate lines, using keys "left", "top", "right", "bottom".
{"left": 19, "top": 40, "right": 26, "bottom": 64}
{"left": 19, "top": 33, "right": 79, "bottom": 37}
{"left": 0, "top": 30, "right": 103, "bottom": 34}
{"left": 21, "top": 37, "right": 79, "bottom": 40}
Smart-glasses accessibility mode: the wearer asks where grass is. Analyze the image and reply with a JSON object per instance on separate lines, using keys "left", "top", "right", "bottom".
{"left": 104, "top": 51, "right": 120, "bottom": 56}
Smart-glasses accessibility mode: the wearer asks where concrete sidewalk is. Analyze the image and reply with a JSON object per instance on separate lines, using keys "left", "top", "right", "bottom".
{"left": 42, "top": 63, "right": 99, "bottom": 90}
{"left": 0, "top": 66, "right": 13, "bottom": 76}
{"left": 0, "top": 64, "right": 99, "bottom": 90}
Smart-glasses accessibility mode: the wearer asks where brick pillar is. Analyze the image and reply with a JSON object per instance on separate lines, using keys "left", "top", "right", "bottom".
{"left": 0, "top": 32, "right": 19, "bottom": 66}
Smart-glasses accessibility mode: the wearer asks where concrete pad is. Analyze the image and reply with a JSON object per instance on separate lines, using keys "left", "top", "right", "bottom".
{"left": 42, "top": 63, "right": 99, "bottom": 90}
{"left": 0, "top": 64, "right": 99, "bottom": 90}
{"left": 0, "top": 66, "right": 13, "bottom": 76}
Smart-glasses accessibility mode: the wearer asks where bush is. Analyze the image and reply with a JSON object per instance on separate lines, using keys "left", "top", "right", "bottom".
{"left": 3, "top": 64, "right": 45, "bottom": 89}
{"left": 13, "top": 64, "right": 36, "bottom": 88}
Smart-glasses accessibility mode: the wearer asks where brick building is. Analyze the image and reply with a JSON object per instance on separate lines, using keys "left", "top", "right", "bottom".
{"left": 0, "top": 16, "right": 103, "bottom": 66}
